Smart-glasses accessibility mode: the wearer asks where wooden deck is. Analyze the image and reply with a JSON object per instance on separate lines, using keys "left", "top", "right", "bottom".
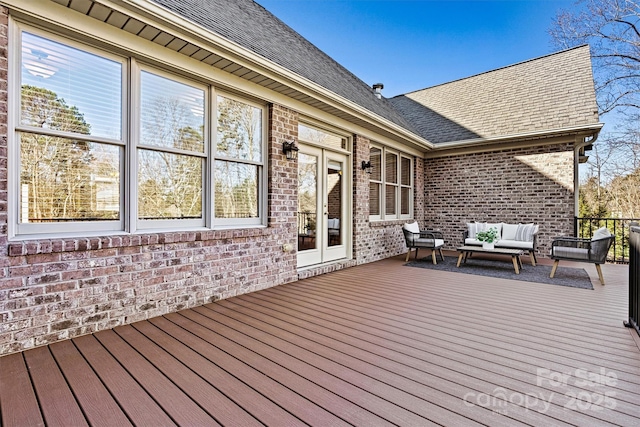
{"left": 1, "top": 254, "right": 639, "bottom": 426}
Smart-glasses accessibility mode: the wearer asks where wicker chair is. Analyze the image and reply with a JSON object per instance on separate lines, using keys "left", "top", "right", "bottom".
{"left": 402, "top": 223, "right": 445, "bottom": 264}
{"left": 549, "top": 230, "right": 614, "bottom": 285}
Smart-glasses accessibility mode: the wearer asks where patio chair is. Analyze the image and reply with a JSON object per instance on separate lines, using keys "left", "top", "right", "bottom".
{"left": 549, "top": 227, "right": 614, "bottom": 285}
{"left": 402, "top": 222, "right": 445, "bottom": 264}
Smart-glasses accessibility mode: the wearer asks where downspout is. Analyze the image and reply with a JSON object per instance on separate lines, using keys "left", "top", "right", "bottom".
{"left": 574, "top": 131, "right": 600, "bottom": 233}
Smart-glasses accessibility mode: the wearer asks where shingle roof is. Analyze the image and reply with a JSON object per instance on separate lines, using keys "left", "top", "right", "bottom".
{"left": 389, "top": 45, "right": 600, "bottom": 144}
{"left": 149, "top": 0, "right": 418, "bottom": 134}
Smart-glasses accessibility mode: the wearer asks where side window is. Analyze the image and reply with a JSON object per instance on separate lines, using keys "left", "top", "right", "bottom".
{"left": 137, "top": 70, "right": 206, "bottom": 228}
{"left": 368, "top": 145, "right": 413, "bottom": 220}
{"left": 17, "top": 30, "right": 124, "bottom": 235}
{"left": 369, "top": 146, "right": 382, "bottom": 218}
{"left": 215, "top": 95, "right": 264, "bottom": 224}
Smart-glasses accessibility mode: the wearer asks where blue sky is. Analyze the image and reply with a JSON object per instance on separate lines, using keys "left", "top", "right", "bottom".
{"left": 257, "top": 0, "right": 577, "bottom": 97}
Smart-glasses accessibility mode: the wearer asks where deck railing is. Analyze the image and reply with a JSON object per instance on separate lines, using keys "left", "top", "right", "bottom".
{"left": 575, "top": 217, "right": 640, "bottom": 264}
{"left": 625, "top": 223, "right": 640, "bottom": 336}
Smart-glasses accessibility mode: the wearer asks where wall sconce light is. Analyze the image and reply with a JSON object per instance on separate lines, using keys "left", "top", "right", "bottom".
{"left": 361, "top": 160, "right": 372, "bottom": 174}
{"left": 283, "top": 141, "right": 299, "bottom": 160}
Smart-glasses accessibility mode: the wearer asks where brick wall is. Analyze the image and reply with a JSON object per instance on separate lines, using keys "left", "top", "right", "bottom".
{"left": 0, "top": 101, "right": 299, "bottom": 355}
{"left": 425, "top": 143, "right": 576, "bottom": 257}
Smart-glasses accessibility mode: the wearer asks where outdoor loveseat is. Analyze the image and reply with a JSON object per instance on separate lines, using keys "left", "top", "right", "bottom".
{"left": 463, "top": 222, "right": 539, "bottom": 265}
{"left": 550, "top": 227, "right": 614, "bottom": 285}
{"left": 402, "top": 222, "right": 445, "bottom": 264}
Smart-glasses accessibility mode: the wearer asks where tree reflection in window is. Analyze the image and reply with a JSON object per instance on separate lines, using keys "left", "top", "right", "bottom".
{"left": 215, "top": 96, "right": 262, "bottom": 218}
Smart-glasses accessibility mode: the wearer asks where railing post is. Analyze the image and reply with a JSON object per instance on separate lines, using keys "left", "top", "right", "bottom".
{"left": 625, "top": 223, "right": 640, "bottom": 336}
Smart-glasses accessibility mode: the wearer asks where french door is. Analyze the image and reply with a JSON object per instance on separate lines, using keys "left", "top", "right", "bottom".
{"left": 297, "top": 145, "right": 348, "bottom": 267}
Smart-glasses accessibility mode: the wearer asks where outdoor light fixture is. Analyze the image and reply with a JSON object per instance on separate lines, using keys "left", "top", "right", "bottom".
{"left": 283, "top": 141, "right": 299, "bottom": 160}
{"left": 361, "top": 160, "right": 372, "bottom": 174}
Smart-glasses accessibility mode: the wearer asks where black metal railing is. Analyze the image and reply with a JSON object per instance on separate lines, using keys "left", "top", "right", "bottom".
{"left": 575, "top": 217, "right": 640, "bottom": 264}
{"left": 625, "top": 224, "right": 640, "bottom": 336}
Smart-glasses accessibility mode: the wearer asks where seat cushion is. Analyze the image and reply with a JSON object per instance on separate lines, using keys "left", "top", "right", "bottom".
{"left": 497, "top": 239, "right": 534, "bottom": 250}
{"left": 552, "top": 246, "right": 590, "bottom": 260}
{"left": 414, "top": 238, "right": 444, "bottom": 248}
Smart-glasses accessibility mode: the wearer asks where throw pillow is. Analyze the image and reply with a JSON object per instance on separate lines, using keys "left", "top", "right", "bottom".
{"left": 467, "top": 222, "right": 487, "bottom": 238}
{"left": 404, "top": 221, "right": 420, "bottom": 234}
{"left": 592, "top": 227, "right": 611, "bottom": 240}
{"left": 502, "top": 223, "right": 518, "bottom": 240}
{"left": 515, "top": 223, "right": 536, "bottom": 242}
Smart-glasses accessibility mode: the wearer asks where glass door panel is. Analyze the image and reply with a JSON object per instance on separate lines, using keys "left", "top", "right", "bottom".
{"left": 297, "top": 146, "right": 349, "bottom": 267}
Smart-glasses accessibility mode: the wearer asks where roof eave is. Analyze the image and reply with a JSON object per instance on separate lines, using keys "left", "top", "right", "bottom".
{"left": 424, "top": 123, "right": 604, "bottom": 158}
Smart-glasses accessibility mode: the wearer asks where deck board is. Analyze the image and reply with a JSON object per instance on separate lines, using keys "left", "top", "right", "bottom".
{"left": 72, "top": 334, "right": 176, "bottom": 426}
{"left": 0, "top": 353, "right": 44, "bottom": 427}
{"left": 1, "top": 255, "right": 639, "bottom": 426}
{"left": 48, "top": 340, "right": 132, "bottom": 426}
{"left": 23, "top": 346, "right": 88, "bottom": 426}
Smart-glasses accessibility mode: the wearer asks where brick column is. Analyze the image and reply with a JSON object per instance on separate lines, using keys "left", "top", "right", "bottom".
{"left": 352, "top": 134, "right": 371, "bottom": 264}
{"left": 268, "top": 104, "right": 299, "bottom": 280}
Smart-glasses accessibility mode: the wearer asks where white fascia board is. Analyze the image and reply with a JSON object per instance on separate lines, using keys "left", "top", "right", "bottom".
{"left": 428, "top": 123, "right": 604, "bottom": 153}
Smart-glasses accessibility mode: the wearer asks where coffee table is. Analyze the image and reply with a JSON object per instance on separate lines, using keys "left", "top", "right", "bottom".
{"left": 456, "top": 245, "right": 525, "bottom": 274}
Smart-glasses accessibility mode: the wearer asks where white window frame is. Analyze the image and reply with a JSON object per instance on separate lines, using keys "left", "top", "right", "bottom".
{"left": 213, "top": 92, "right": 267, "bottom": 228}
{"left": 8, "top": 22, "right": 267, "bottom": 239}
{"left": 369, "top": 144, "right": 413, "bottom": 221}
{"left": 133, "top": 63, "right": 209, "bottom": 231}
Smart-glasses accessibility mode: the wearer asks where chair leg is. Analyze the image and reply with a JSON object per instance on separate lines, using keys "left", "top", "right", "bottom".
{"left": 431, "top": 249, "right": 437, "bottom": 264}
{"left": 438, "top": 248, "right": 445, "bottom": 261}
{"left": 405, "top": 249, "right": 411, "bottom": 262}
{"left": 550, "top": 259, "right": 560, "bottom": 278}
{"left": 414, "top": 248, "right": 419, "bottom": 260}
{"left": 595, "top": 264, "right": 605, "bottom": 285}
{"left": 529, "top": 251, "right": 536, "bottom": 266}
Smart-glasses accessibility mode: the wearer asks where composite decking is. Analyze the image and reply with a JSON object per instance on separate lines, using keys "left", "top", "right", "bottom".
{"left": 1, "top": 254, "right": 639, "bottom": 426}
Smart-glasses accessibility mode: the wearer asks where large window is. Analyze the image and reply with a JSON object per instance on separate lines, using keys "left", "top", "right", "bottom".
{"left": 12, "top": 28, "right": 266, "bottom": 237}
{"left": 369, "top": 145, "right": 413, "bottom": 220}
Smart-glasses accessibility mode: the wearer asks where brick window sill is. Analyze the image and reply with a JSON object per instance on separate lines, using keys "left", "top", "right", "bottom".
{"left": 8, "top": 228, "right": 271, "bottom": 257}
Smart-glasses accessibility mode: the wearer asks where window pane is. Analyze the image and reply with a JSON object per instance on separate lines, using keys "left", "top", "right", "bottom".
{"left": 140, "top": 71, "right": 205, "bottom": 153}
{"left": 138, "top": 149, "right": 202, "bottom": 219}
{"left": 215, "top": 160, "right": 258, "bottom": 218}
{"left": 401, "top": 157, "right": 411, "bottom": 186}
{"left": 385, "top": 152, "right": 397, "bottom": 184}
{"left": 385, "top": 185, "right": 396, "bottom": 216}
{"left": 19, "top": 132, "right": 120, "bottom": 222}
{"left": 299, "top": 124, "right": 346, "bottom": 150}
{"left": 21, "top": 32, "right": 122, "bottom": 140}
{"left": 401, "top": 187, "right": 410, "bottom": 215}
{"left": 370, "top": 147, "right": 381, "bottom": 181}
{"left": 369, "top": 182, "right": 380, "bottom": 216}
{"left": 217, "top": 96, "right": 262, "bottom": 162}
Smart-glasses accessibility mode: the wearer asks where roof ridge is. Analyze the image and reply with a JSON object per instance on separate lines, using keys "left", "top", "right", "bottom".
{"left": 393, "top": 44, "right": 591, "bottom": 98}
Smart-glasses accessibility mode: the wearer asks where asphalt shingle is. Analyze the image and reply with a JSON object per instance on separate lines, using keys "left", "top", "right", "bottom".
{"left": 389, "top": 46, "right": 600, "bottom": 144}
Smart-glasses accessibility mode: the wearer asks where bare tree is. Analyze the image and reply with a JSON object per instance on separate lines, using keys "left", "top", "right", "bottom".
{"left": 551, "top": 0, "right": 640, "bottom": 218}
{"left": 550, "top": 0, "right": 640, "bottom": 116}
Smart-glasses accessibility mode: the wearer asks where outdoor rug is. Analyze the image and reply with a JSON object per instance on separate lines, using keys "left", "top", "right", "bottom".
{"left": 405, "top": 256, "right": 593, "bottom": 289}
